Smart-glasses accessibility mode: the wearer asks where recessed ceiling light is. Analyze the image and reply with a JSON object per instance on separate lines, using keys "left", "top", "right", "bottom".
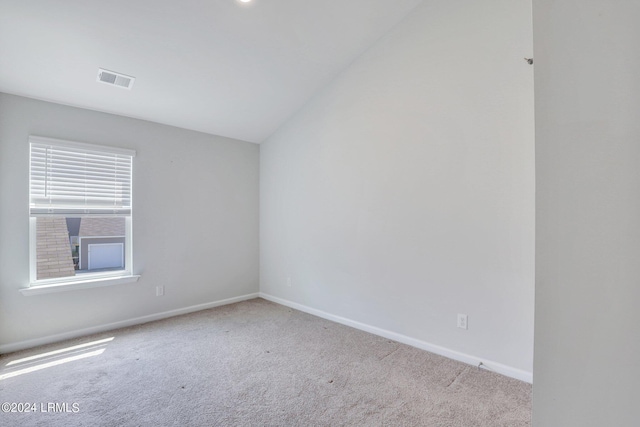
{"left": 239, "top": 0, "right": 251, "bottom": 3}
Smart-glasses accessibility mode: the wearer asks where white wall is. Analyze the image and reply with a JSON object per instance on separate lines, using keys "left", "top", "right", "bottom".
{"left": 0, "top": 93, "right": 259, "bottom": 350}
{"left": 533, "top": 1, "right": 640, "bottom": 425}
{"left": 260, "top": 0, "right": 535, "bottom": 376}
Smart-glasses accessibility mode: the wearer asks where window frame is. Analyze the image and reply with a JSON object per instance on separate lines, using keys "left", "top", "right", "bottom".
{"left": 23, "top": 136, "right": 139, "bottom": 295}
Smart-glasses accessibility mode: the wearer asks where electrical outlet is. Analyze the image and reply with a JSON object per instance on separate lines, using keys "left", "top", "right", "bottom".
{"left": 156, "top": 286, "right": 164, "bottom": 297}
{"left": 457, "top": 314, "right": 468, "bottom": 330}
{"left": 286, "top": 276, "right": 292, "bottom": 287}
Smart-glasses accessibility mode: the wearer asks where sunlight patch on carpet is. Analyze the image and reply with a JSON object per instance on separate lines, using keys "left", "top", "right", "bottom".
{"left": 1, "top": 337, "right": 114, "bottom": 381}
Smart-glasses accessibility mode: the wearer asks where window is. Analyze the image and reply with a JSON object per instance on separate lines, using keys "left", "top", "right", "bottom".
{"left": 27, "top": 136, "right": 137, "bottom": 291}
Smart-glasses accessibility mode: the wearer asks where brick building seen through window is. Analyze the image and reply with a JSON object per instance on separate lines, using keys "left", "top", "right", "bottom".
{"left": 36, "top": 217, "right": 125, "bottom": 280}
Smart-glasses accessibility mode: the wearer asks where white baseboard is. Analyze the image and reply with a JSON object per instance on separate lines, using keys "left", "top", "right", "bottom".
{"left": 0, "top": 293, "right": 260, "bottom": 354}
{"left": 259, "top": 292, "right": 533, "bottom": 384}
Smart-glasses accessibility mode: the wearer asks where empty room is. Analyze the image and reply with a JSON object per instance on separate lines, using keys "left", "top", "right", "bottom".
{"left": 0, "top": 1, "right": 638, "bottom": 426}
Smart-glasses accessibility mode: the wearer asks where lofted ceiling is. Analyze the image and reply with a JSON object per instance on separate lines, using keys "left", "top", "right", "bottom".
{"left": 0, "top": 0, "right": 424, "bottom": 143}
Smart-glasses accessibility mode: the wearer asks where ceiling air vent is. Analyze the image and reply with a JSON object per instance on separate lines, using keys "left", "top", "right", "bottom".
{"left": 97, "top": 68, "right": 135, "bottom": 90}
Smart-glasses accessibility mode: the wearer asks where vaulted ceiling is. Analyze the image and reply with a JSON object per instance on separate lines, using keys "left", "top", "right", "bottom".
{"left": 0, "top": 0, "right": 424, "bottom": 143}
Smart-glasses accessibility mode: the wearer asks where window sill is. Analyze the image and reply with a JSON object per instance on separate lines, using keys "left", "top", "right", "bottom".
{"left": 20, "top": 275, "right": 141, "bottom": 296}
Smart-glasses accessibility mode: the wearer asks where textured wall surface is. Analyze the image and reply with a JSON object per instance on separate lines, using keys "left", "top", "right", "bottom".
{"left": 261, "top": 0, "right": 534, "bottom": 376}
{"left": 533, "top": 1, "right": 640, "bottom": 425}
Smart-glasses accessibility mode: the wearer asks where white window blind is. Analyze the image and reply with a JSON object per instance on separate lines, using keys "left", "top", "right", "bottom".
{"left": 29, "top": 136, "right": 136, "bottom": 215}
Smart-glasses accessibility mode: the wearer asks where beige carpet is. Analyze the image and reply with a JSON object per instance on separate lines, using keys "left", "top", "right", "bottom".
{"left": 0, "top": 298, "right": 531, "bottom": 426}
